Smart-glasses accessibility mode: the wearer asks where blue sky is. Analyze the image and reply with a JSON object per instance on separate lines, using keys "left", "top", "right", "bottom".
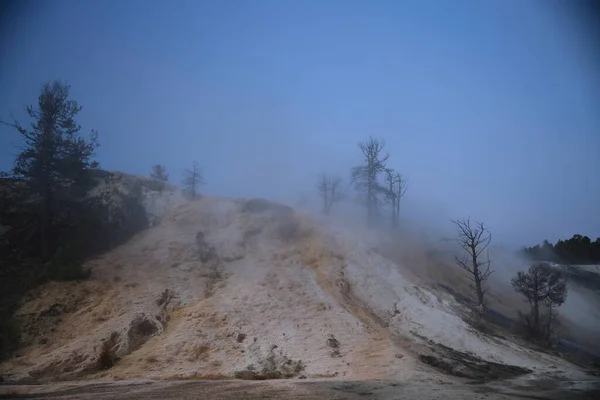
{"left": 1, "top": 0, "right": 598, "bottom": 247}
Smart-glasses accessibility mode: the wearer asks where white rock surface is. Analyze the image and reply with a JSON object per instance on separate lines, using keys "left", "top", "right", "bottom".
{"left": 0, "top": 194, "right": 590, "bottom": 386}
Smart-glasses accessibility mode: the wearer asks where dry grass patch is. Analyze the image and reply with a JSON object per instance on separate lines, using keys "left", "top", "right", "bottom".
{"left": 145, "top": 355, "right": 159, "bottom": 363}
{"left": 187, "top": 343, "right": 210, "bottom": 361}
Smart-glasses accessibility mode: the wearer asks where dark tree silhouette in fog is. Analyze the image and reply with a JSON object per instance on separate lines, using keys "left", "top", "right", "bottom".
{"left": 1, "top": 80, "right": 99, "bottom": 261}
{"left": 520, "top": 235, "right": 600, "bottom": 265}
{"left": 150, "top": 164, "right": 169, "bottom": 182}
{"left": 383, "top": 168, "right": 407, "bottom": 229}
{"left": 511, "top": 264, "right": 567, "bottom": 343}
{"left": 182, "top": 161, "right": 205, "bottom": 199}
{"left": 316, "top": 174, "right": 343, "bottom": 215}
{"left": 350, "top": 137, "right": 389, "bottom": 227}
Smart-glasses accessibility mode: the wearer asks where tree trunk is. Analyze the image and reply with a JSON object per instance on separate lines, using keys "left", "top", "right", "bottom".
{"left": 41, "top": 185, "right": 52, "bottom": 255}
{"left": 39, "top": 186, "right": 53, "bottom": 280}
{"left": 40, "top": 206, "right": 50, "bottom": 260}
{"left": 533, "top": 298, "right": 539, "bottom": 335}
{"left": 545, "top": 303, "right": 553, "bottom": 343}
{"left": 366, "top": 185, "right": 373, "bottom": 226}
{"left": 390, "top": 196, "right": 396, "bottom": 229}
{"left": 394, "top": 196, "right": 400, "bottom": 229}
{"left": 471, "top": 245, "right": 484, "bottom": 316}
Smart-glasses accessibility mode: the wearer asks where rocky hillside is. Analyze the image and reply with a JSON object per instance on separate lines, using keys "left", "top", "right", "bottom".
{"left": 0, "top": 170, "right": 184, "bottom": 358}
{"left": 1, "top": 192, "right": 597, "bottom": 393}
{"left": 87, "top": 170, "right": 184, "bottom": 225}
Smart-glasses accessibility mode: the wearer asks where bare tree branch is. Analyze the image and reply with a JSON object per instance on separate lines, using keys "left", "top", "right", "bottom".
{"left": 0, "top": 116, "right": 38, "bottom": 143}
{"left": 182, "top": 161, "right": 205, "bottom": 199}
{"left": 383, "top": 168, "right": 408, "bottom": 229}
{"left": 316, "top": 174, "right": 343, "bottom": 215}
{"left": 351, "top": 137, "right": 389, "bottom": 226}
{"left": 449, "top": 217, "right": 493, "bottom": 317}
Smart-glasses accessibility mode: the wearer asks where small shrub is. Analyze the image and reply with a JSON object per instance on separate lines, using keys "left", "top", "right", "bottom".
{"left": 236, "top": 333, "right": 247, "bottom": 343}
{"left": 188, "top": 343, "right": 210, "bottom": 361}
{"left": 326, "top": 334, "right": 339, "bottom": 348}
{"left": 127, "top": 314, "right": 161, "bottom": 351}
{"left": 97, "top": 339, "right": 117, "bottom": 370}
{"left": 156, "top": 289, "right": 175, "bottom": 307}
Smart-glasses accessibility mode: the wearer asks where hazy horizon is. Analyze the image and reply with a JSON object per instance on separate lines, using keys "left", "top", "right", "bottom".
{"left": 1, "top": 0, "right": 599, "bottom": 248}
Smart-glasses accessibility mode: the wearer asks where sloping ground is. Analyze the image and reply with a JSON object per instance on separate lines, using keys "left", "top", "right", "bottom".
{"left": 89, "top": 170, "right": 187, "bottom": 227}
{"left": 545, "top": 263, "right": 600, "bottom": 360}
{"left": 381, "top": 239, "right": 600, "bottom": 366}
{"left": 0, "top": 197, "right": 596, "bottom": 391}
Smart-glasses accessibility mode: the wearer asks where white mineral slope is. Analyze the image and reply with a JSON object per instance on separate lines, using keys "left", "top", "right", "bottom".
{"left": 312, "top": 216, "right": 591, "bottom": 380}
{"left": 1, "top": 198, "right": 411, "bottom": 381}
{"left": 0, "top": 196, "right": 591, "bottom": 385}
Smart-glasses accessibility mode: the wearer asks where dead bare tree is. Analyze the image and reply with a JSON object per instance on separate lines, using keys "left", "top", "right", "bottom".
{"left": 384, "top": 168, "right": 408, "bottom": 229}
{"left": 182, "top": 161, "right": 205, "bottom": 199}
{"left": 317, "top": 175, "right": 329, "bottom": 214}
{"left": 350, "top": 137, "right": 389, "bottom": 226}
{"left": 316, "top": 174, "right": 343, "bottom": 215}
{"left": 449, "top": 218, "right": 493, "bottom": 316}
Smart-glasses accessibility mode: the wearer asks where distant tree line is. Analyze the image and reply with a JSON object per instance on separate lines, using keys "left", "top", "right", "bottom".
{"left": 520, "top": 235, "right": 600, "bottom": 265}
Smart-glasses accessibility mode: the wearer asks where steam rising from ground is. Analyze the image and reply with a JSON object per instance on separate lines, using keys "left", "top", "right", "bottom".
{"left": 287, "top": 193, "right": 600, "bottom": 356}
